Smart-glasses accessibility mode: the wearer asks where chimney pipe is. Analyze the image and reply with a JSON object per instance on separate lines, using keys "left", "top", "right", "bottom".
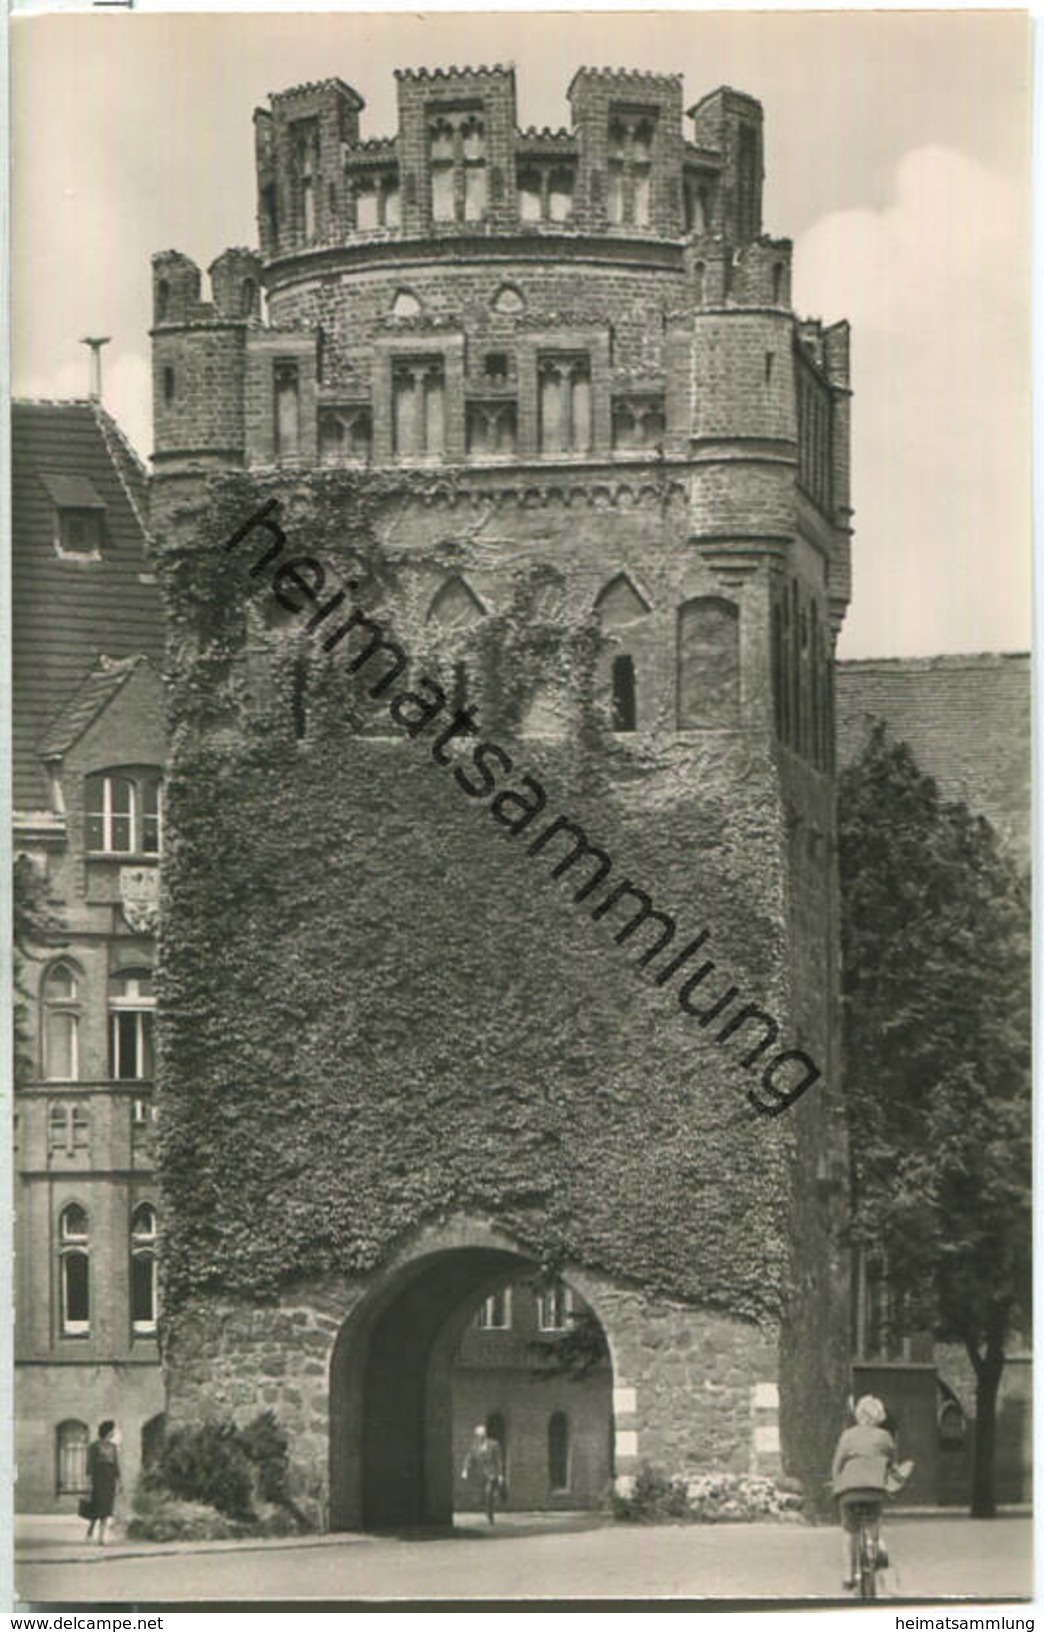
{"left": 80, "top": 336, "right": 111, "bottom": 402}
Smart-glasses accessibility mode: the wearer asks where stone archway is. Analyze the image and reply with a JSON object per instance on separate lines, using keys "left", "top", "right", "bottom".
{"left": 327, "top": 1222, "right": 618, "bottom": 1531}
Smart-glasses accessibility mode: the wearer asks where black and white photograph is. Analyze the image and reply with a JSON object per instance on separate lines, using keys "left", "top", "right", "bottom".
{"left": 8, "top": 3, "right": 1034, "bottom": 1611}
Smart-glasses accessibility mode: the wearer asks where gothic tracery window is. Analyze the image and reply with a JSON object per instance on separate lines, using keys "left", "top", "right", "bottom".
{"left": 428, "top": 109, "right": 487, "bottom": 224}
{"left": 607, "top": 112, "right": 655, "bottom": 227}
{"left": 393, "top": 358, "right": 446, "bottom": 457}
{"left": 538, "top": 354, "right": 591, "bottom": 455}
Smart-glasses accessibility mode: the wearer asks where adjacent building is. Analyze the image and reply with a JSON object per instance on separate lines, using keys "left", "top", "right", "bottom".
{"left": 12, "top": 398, "right": 165, "bottom": 1511}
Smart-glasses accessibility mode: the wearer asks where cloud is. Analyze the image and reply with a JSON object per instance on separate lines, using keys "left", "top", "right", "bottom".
{"left": 794, "top": 146, "right": 1030, "bottom": 658}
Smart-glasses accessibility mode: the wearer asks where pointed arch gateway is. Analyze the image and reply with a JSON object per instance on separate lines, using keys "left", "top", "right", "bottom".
{"left": 327, "top": 1220, "right": 619, "bottom": 1531}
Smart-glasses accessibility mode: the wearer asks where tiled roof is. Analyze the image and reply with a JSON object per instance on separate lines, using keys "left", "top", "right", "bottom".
{"left": 37, "top": 655, "right": 149, "bottom": 759}
{"left": 836, "top": 653, "right": 1031, "bottom": 868}
{"left": 12, "top": 400, "right": 164, "bottom": 810}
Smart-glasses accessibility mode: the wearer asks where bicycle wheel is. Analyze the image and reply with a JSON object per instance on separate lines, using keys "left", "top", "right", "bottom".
{"left": 858, "top": 1525, "right": 877, "bottom": 1600}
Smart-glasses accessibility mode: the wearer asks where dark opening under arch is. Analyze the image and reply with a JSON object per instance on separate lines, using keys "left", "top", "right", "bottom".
{"left": 328, "top": 1242, "right": 613, "bottom": 1531}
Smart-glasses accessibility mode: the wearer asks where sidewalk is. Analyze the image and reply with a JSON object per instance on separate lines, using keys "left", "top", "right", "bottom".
{"left": 15, "top": 1510, "right": 612, "bottom": 1565}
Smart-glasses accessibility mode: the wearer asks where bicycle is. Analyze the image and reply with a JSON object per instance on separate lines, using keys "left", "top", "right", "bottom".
{"left": 846, "top": 1495, "right": 884, "bottom": 1600}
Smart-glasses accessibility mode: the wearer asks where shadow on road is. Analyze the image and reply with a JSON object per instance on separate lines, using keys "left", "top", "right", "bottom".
{"left": 369, "top": 1511, "right": 614, "bottom": 1543}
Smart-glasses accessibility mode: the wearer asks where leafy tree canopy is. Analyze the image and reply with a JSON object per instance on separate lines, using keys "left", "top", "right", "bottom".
{"left": 838, "top": 724, "right": 1031, "bottom": 1367}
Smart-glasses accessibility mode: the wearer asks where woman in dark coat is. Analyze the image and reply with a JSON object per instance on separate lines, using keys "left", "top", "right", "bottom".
{"left": 85, "top": 1421, "right": 120, "bottom": 1544}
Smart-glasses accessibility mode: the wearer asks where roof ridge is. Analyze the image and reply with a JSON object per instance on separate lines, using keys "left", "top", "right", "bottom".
{"left": 13, "top": 396, "right": 94, "bottom": 408}
{"left": 91, "top": 401, "right": 152, "bottom": 544}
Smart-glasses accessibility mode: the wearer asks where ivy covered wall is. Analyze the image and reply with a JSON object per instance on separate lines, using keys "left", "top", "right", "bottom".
{"left": 152, "top": 466, "right": 847, "bottom": 1501}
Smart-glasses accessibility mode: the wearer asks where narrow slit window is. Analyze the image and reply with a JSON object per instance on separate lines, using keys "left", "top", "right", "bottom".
{"left": 611, "top": 654, "right": 637, "bottom": 732}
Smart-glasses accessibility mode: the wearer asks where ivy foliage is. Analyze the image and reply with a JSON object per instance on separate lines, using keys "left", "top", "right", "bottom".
{"left": 12, "top": 855, "right": 64, "bottom": 1087}
{"left": 156, "top": 469, "right": 796, "bottom": 1322}
{"left": 838, "top": 724, "right": 1031, "bottom": 1515}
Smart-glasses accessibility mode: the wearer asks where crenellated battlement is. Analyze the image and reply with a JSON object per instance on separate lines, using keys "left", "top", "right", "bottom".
{"left": 246, "top": 65, "right": 769, "bottom": 261}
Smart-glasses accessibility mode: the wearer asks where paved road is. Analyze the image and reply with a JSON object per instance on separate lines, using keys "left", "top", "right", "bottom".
{"left": 16, "top": 1516, "right": 1033, "bottom": 1606}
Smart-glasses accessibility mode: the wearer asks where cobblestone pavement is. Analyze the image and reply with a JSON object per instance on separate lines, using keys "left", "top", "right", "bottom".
{"left": 15, "top": 1514, "right": 1033, "bottom": 1607}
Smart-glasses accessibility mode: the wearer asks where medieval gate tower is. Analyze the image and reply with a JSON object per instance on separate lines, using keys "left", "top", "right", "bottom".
{"left": 150, "top": 66, "right": 851, "bottom": 1528}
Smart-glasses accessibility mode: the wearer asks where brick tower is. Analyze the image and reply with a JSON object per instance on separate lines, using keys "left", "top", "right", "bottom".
{"left": 150, "top": 65, "right": 852, "bottom": 1529}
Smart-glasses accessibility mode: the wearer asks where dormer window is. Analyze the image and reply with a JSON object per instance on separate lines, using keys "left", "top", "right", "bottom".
{"left": 59, "top": 511, "right": 103, "bottom": 557}
{"left": 85, "top": 770, "right": 163, "bottom": 856}
{"left": 40, "top": 474, "right": 107, "bottom": 559}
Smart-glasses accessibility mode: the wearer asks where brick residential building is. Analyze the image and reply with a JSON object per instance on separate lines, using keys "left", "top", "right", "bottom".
{"left": 12, "top": 399, "right": 166, "bottom": 1511}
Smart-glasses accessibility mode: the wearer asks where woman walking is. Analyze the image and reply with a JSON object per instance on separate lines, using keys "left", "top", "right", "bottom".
{"left": 85, "top": 1421, "right": 121, "bottom": 1545}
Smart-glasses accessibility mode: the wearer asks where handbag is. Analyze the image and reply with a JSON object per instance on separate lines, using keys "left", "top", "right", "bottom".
{"left": 77, "top": 1496, "right": 94, "bottom": 1520}
{"left": 885, "top": 1458, "right": 914, "bottom": 1495}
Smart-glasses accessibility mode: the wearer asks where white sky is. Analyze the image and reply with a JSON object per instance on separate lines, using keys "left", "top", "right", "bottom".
{"left": 9, "top": 8, "right": 1032, "bottom": 659}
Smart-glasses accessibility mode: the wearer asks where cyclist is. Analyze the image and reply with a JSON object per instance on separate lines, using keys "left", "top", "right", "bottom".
{"left": 831, "top": 1394, "right": 897, "bottom": 1589}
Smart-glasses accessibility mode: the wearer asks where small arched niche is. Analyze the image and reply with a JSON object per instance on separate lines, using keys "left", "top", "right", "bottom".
{"left": 594, "top": 573, "right": 651, "bottom": 629}
{"left": 426, "top": 574, "right": 486, "bottom": 630}
{"left": 491, "top": 284, "right": 525, "bottom": 317}
{"left": 391, "top": 289, "right": 423, "bottom": 319}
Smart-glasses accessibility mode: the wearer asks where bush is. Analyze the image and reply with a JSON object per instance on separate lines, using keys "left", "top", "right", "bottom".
{"left": 126, "top": 1494, "right": 249, "bottom": 1543}
{"left": 158, "top": 1421, "right": 255, "bottom": 1519}
{"left": 613, "top": 1464, "right": 805, "bottom": 1524}
{"left": 240, "top": 1411, "right": 291, "bottom": 1506}
{"left": 137, "top": 1412, "right": 305, "bottom": 1535}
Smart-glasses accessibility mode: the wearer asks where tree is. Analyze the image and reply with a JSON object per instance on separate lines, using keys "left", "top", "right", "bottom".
{"left": 838, "top": 725, "right": 1031, "bottom": 1517}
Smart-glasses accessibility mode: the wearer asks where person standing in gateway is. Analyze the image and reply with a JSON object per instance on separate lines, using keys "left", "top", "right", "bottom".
{"left": 462, "top": 1423, "right": 505, "bottom": 1524}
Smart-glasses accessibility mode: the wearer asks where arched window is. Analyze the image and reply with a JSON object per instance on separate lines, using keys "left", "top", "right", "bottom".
{"left": 59, "top": 1204, "right": 89, "bottom": 1335}
{"left": 241, "top": 279, "right": 257, "bottom": 318}
{"left": 772, "top": 261, "right": 784, "bottom": 305}
{"left": 131, "top": 1203, "right": 158, "bottom": 1333}
{"left": 611, "top": 655, "right": 637, "bottom": 733}
{"left": 155, "top": 280, "right": 170, "bottom": 323}
{"left": 391, "top": 289, "right": 422, "bottom": 320}
{"left": 108, "top": 970, "right": 155, "bottom": 1081}
{"left": 42, "top": 963, "right": 81, "bottom": 1081}
{"left": 163, "top": 366, "right": 175, "bottom": 406}
{"left": 56, "top": 1420, "right": 90, "bottom": 1494}
{"left": 548, "top": 1411, "right": 570, "bottom": 1492}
